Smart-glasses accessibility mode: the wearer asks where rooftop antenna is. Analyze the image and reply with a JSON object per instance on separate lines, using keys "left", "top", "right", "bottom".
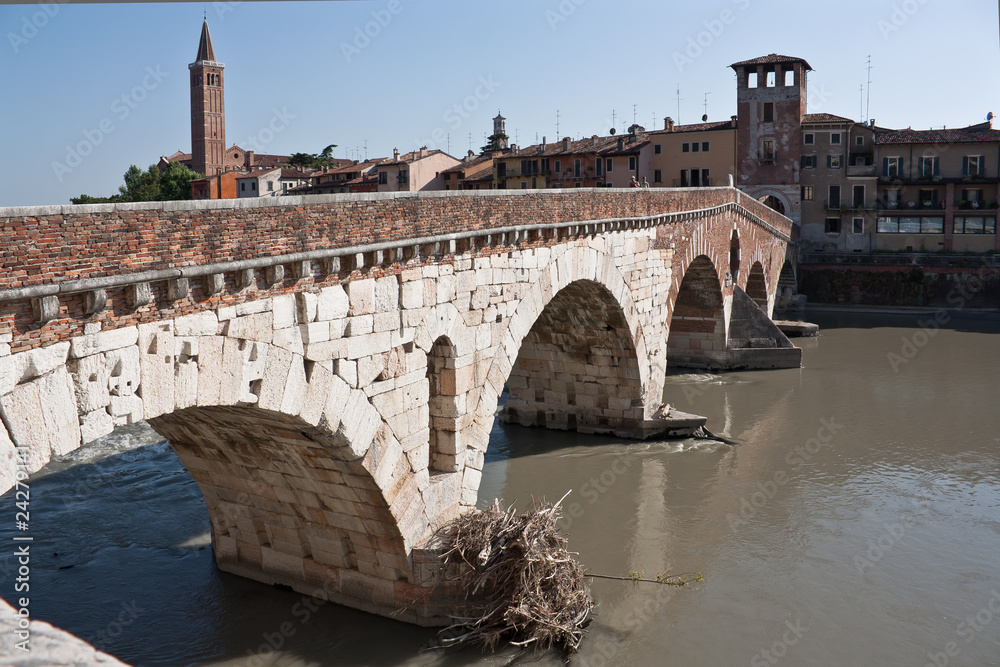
{"left": 859, "top": 85, "right": 864, "bottom": 123}
{"left": 865, "top": 55, "right": 872, "bottom": 123}
{"left": 446, "top": 133, "right": 450, "bottom": 155}
{"left": 633, "top": 104, "right": 637, "bottom": 126}
{"left": 363, "top": 139, "right": 368, "bottom": 161}
{"left": 703, "top": 92, "right": 710, "bottom": 120}
{"left": 468, "top": 132, "right": 472, "bottom": 151}
{"left": 556, "top": 110, "right": 560, "bottom": 138}
{"left": 612, "top": 110, "right": 617, "bottom": 132}
{"left": 652, "top": 110, "right": 656, "bottom": 129}
{"left": 676, "top": 85, "right": 683, "bottom": 125}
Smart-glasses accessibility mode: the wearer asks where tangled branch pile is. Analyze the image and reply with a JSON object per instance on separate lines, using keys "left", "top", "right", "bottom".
{"left": 437, "top": 497, "right": 594, "bottom": 654}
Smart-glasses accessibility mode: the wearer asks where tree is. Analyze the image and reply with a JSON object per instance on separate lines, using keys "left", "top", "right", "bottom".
{"left": 481, "top": 133, "right": 508, "bottom": 153}
{"left": 69, "top": 162, "right": 203, "bottom": 204}
{"left": 288, "top": 144, "right": 339, "bottom": 171}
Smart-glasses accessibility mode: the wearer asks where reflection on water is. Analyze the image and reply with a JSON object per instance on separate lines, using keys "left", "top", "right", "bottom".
{"left": 3, "top": 309, "right": 1000, "bottom": 665}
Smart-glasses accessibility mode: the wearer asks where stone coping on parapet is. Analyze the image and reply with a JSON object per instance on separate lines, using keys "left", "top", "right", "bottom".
{"left": 0, "top": 185, "right": 769, "bottom": 219}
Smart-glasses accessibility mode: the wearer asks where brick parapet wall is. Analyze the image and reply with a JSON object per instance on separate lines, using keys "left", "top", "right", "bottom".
{"left": 1, "top": 189, "right": 792, "bottom": 355}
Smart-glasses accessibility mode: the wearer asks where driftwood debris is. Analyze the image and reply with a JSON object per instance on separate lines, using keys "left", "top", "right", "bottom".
{"left": 436, "top": 496, "right": 594, "bottom": 654}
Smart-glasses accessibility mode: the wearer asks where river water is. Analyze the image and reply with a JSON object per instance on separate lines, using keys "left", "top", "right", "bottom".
{"left": 2, "top": 310, "right": 1000, "bottom": 666}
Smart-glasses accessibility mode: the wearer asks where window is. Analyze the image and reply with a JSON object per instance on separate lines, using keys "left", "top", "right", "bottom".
{"left": 654, "top": 170, "right": 662, "bottom": 183}
{"left": 830, "top": 133, "right": 841, "bottom": 145}
{"left": 604, "top": 158, "right": 611, "bottom": 172}
{"left": 251, "top": 181, "right": 256, "bottom": 191}
{"left": 784, "top": 69, "right": 794, "bottom": 86}
{"left": 532, "top": 177, "right": 537, "bottom": 188}
{"left": 955, "top": 217, "right": 996, "bottom": 234}
{"left": 829, "top": 185, "right": 841, "bottom": 208}
{"left": 748, "top": 72, "right": 758, "bottom": 88}
{"left": 680, "top": 170, "right": 688, "bottom": 187}
{"left": 883, "top": 157, "right": 902, "bottom": 178}
{"left": 628, "top": 156, "right": 637, "bottom": 171}
{"left": 520, "top": 181, "right": 528, "bottom": 189}
{"left": 267, "top": 182, "right": 273, "bottom": 191}
{"left": 919, "top": 189, "right": 937, "bottom": 207}
{"left": 763, "top": 102, "right": 774, "bottom": 123}
{"left": 802, "top": 155, "right": 817, "bottom": 169}
{"left": 574, "top": 159, "right": 581, "bottom": 177}
{"left": 682, "top": 142, "right": 690, "bottom": 153}
{"left": 804, "top": 133, "right": 814, "bottom": 144}
{"left": 961, "top": 188, "right": 983, "bottom": 204}
{"left": 520, "top": 159, "right": 528, "bottom": 175}
{"left": 919, "top": 156, "right": 939, "bottom": 177}
{"left": 379, "top": 171, "right": 388, "bottom": 184}
{"left": 802, "top": 185, "right": 814, "bottom": 201}
{"left": 701, "top": 168, "right": 710, "bottom": 186}
{"left": 761, "top": 139, "right": 775, "bottom": 161}
{"left": 877, "top": 217, "right": 947, "bottom": 233}
{"left": 853, "top": 185, "right": 865, "bottom": 208}
{"left": 702, "top": 141, "right": 710, "bottom": 152}
{"left": 825, "top": 217, "right": 841, "bottom": 233}
{"left": 596, "top": 158, "right": 602, "bottom": 176}
{"left": 964, "top": 155, "right": 984, "bottom": 176}
{"left": 691, "top": 142, "right": 700, "bottom": 153}
{"left": 541, "top": 158, "right": 550, "bottom": 173}
{"left": 553, "top": 160, "right": 560, "bottom": 174}
{"left": 654, "top": 144, "right": 662, "bottom": 154}
{"left": 852, "top": 218, "right": 864, "bottom": 234}
{"left": 856, "top": 136, "right": 864, "bottom": 146}
{"left": 766, "top": 71, "right": 776, "bottom": 87}
{"left": 240, "top": 182, "right": 245, "bottom": 192}
{"left": 828, "top": 155, "right": 842, "bottom": 168}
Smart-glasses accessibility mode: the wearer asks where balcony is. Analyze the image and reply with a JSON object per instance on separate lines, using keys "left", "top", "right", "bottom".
{"left": 758, "top": 152, "right": 776, "bottom": 164}
{"left": 846, "top": 164, "right": 876, "bottom": 177}
{"left": 954, "top": 199, "right": 999, "bottom": 210}
{"left": 824, "top": 200, "right": 874, "bottom": 211}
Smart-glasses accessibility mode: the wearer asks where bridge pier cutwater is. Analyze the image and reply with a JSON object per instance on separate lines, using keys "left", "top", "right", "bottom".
{"left": 0, "top": 188, "right": 799, "bottom": 624}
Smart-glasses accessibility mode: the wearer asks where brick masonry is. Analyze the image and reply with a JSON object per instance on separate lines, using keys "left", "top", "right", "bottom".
{"left": 0, "top": 189, "right": 794, "bottom": 624}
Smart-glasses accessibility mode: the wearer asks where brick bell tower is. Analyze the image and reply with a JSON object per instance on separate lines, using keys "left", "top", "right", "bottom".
{"left": 189, "top": 19, "right": 225, "bottom": 176}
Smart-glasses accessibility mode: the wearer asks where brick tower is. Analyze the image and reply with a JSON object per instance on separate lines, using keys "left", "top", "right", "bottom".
{"left": 730, "top": 54, "right": 811, "bottom": 225}
{"left": 189, "top": 19, "right": 225, "bottom": 176}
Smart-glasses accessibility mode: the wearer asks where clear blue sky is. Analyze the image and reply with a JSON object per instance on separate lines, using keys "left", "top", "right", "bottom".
{"left": 2, "top": 0, "right": 998, "bottom": 207}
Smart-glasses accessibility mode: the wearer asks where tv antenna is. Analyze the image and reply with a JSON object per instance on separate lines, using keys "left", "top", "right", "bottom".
{"left": 865, "top": 55, "right": 872, "bottom": 123}
{"left": 703, "top": 92, "right": 710, "bottom": 120}
{"left": 633, "top": 104, "right": 637, "bottom": 126}
{"left": 676, "top": 86, "right": 682, "bottom": 124}
{"left": 556, "top": 110, "right": 560, "bottom": 138}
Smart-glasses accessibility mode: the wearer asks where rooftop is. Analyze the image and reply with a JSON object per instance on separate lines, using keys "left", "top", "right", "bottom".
{"left": 730, "top": 54, "right": 812, "bottom": 70}
{"left": 875, "top": 122, "right": 1000, "bottom": 145}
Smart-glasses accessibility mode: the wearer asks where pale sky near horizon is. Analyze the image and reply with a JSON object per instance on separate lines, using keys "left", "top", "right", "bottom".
{"left": 1, "top": 0, "right": 998, "bottom": 207}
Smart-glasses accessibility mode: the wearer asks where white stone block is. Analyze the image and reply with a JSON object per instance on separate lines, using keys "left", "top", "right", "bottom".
{"left": 401, "top": 280, "right": 423, "bottom": 310}
{"left": 281, "top": 355, "right": 308, "bottom": 416}
{"left": 0, "top": 354, "right": 27, "bottom": 396}
{"left": 0, "top": 424, "right": 17, "bottom": 494}
{"left": 347, "top": 279, "right": 375, "bottom": 317}
{"left": 196, "top": 336, "right": 225, "bottom": 406}
{"left": 344, "top": 315, "right": 374, "bottom": 336}
{"left": 272, "top": 326, "right": 304, "bottom": 355}
{"left": 272, "top": 294, "right": 296, "bottom": 329}
{"left": 174, "top": 358, "right": 199, "bottom": 410}
{"left": 257, "top": 346, "right": 293, "bottom": 412}
{"left": 0, "top": 344, "right": 9, "bottom": 357}
{"left": 69, "top": 327, "right": 137, "bottom": 359}
{"left": 296, "top": 291, "right": 318, "bottom": 323}
{"left": 70, "top": 352, "right": 110, "bottom": 414}
{"left": 224, "top": 312, "right": 273, "bottom": 343}
{"left": 138, "top": 322, "right": 175, "bottom": 420}
{"left": 23, "top": 342, "right": 71, "bottom": 382}
{"left": 80, "top": 408, "right": 114, "bottom": 445}
{"left": 357, "top": 355, "right": 384, "bottom": 388}
{"left": 301, "top": 321, "right": 331, "bottom": 344}
{"left": 236, "top": 298, "right": 272, "bottom": 317}
{"left": 173, "top": 311, "right": 219, "bottom": 337}
{"left": 106, "top": 346, "right": 141, "bottom": 397}
{"left": 436, "top": 274, "right": 456, "bottom": 304}
{"left": 39, "top": 368, "right": 82, "bottom": 456}
{"left": 374, "top": 276, "right": 399, "bottom": 313}
{"left": 299, "top": 364, "right": 335, "bottom": 426}
{"left": 304, "top": 339, "right": 348, "bottom": 362}
{"left": 334, "top": 390, "right": 379, "bottom": 460}
{"left": 0, "top": 380, "right": 50, "bottom": 472}
{"left": 317, "top": 285, "right": 351, "bottom": 321}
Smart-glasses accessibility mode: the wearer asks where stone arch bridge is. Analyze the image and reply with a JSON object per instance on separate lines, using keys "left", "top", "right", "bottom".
{"left": 0, "top": 188, "right": 798, "bottom": 623}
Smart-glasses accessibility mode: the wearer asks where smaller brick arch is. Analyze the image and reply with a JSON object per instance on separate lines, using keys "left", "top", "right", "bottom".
{"left": 667, "top": 255, "right": 727, "bottom": 369}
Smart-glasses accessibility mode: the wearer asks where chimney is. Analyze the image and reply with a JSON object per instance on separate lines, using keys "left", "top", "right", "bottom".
{"left": 247, "top": 150, "right": 255, "bottom": 168}
{"left": 393, "top": 148, "right": 400, "bottom": 161}
{"left": 730, "top": 115, "right": 737, "bottom": 128}
{"left": 664, "top": 117, "right": 674, "bottom": 132}
{"left": 617, "top": 137, "right": 624, "bottom": 150}
{"left": 562, "top": 137, "right": 571, "bottom": 151}
{"left": 591, "top": 135, "right": 598, "bottom": 147}
{"left": 419, "top": 146, "right": 428, "bottom": 158}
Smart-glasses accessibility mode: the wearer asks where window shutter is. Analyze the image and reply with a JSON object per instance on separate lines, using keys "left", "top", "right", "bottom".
{"left": 882, "top": 157, "right": 889, "bottom": 177}
{"left": 962, "top": 156, "right": 969, "bottom": 176}
{"left": 827, "top": 155, "right": 832, "bottom": 168}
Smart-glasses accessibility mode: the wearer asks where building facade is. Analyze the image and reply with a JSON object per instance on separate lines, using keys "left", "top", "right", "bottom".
{"left": 648, "top": 117, "right": 737, "bottom": 188}
{"left": 189, "top": 20, "right": 226, "bottom": 177}
{"left": 377, "top": 148, "right": 459, "bottom": 192}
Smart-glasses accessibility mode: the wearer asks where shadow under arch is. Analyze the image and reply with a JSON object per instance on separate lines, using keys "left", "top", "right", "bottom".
{"left": 667, "top": 255, "right": 727, "bottom": 370}
{"left": 501, "top": 279, "right": 645, "bottom": 437}
{"left": 745, "top": 261, "right": 768, "bottom": 310}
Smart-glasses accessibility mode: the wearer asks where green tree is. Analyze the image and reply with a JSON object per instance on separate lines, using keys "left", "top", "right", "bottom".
{"left": 70, "top": 162, "right": 203, "bottom": 204}
{"left": 158, "top": 161, "right": 203, "bottom": 201}
{"left": 288, "top": 144, "right": 339, "bottom": 171}
{"left": 481, "top": 133, "right": 508, "bottom": 153}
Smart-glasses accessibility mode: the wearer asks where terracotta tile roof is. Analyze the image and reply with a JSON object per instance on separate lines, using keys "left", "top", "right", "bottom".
{"left": 384, "top": 149, "right": 449, "bottom": 166}
{"left": 649, "top": 120, "right": 735, "bottom": 135}
{"left": 875, "top": 122, "right": 1000, "bottom": 145}
{"left": 500, "top": 136, "right": 622, "bottom": 158}
{"left": 602, "top": 139, "right": 651, "bottom": 157}
{"left": 279, "top": 169, "right": 311, "bottom": 179}
{"left": 326, "top": 158, "right": 386, "bottom": 175}
{"left": 730, "top": 54, "right": 812, "bottom": 70}
{"left": 802, "top": 113, "right": 855, "bottom": 124}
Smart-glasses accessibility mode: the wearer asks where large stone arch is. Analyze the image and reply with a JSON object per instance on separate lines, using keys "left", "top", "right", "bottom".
{"left": 473, "top": 243, "right": 652, "bottom": 443}
{"left": 666, "top": 255, "right": 728, "bottom": 369}
{"left": 744, "top": 261, "right": 769, "bottom": 310}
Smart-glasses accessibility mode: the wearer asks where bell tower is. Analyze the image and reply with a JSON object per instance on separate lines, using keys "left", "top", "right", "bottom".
{"left": 189, "top": 19, "right": 225, "bottom": 176}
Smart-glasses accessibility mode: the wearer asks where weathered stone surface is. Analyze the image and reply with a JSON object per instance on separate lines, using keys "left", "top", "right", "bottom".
{"left": 0, "top": 380, "right": 50, "bottom": 472}
{"left": 347, "top": 279, "right": 375, "bottom": 316}
{"left": 80, "top": 407, "right": 115, "bottom": 444}
{"left": 0, "top": 424, "right": 17, "bottom": 496}
{"left": 174, "top": 311, "right": 219, "bottom": 337}
{"left": 0, "top": 599, "right": 131, "bottom": 665}
{"left": 138, "top": 321, "right": 175, "bottom": 419}
{"left": 70, "top": 326, "right": 138, "bottom": 359}
{"left": 39, "top": 367, "right": 82, "bottom": 456}
{"left": 70, "top": 352, "right": 111, "bottom": 414}
{"left": 318, "top": 285, "right": 350, "bottom": 321}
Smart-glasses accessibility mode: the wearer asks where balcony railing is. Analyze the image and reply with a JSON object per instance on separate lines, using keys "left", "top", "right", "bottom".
{"left": 846, "top": 164, "right": 876, "bottom": 177}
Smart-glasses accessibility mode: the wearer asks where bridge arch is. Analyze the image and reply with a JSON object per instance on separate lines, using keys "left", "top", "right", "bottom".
{"left": 745, "top": 261, "right": 769, "bottom": 310}
{"left": 667, "top": 255, "right": 728, "bottom": 369}
{"left": 474, "top": 244, "right": 653, "bottom": 445}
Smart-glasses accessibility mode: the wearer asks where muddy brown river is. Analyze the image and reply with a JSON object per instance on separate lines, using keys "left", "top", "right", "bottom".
{"left": 2, "top": 309, "right": 999, "bottom": 666}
